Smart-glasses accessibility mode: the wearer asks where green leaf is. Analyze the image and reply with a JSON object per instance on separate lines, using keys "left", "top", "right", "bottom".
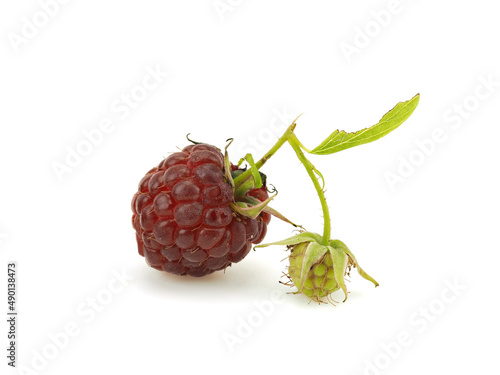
{"left": 310, "top": 93, "right": 420, "bottom": 155}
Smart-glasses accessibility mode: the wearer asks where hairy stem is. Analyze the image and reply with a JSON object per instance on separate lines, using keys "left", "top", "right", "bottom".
{"left": 288, "top": 133, "right": 331, "bottom": 245}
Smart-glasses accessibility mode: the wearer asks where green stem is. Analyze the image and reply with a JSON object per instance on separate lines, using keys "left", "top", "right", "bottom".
{"left": 233, "top": 122, "right": 297, "bottom": 187}
{"left": 288, "top": 133, "right": 331, "bottom": 245}
{"left": 230, "top": 116, "right": 332, "bottom": 244}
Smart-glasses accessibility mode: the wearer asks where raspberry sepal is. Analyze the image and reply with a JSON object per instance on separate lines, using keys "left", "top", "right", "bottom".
{"left": 257, "top": 233, "right": 378, "bottom": 302}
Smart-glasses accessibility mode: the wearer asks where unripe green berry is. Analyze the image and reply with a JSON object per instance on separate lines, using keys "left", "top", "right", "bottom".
{"left": 288, "top": 242, "right": 340, "bottom": 302}
{"left": 257, "top": 233, "right": 379, "bottom": 304}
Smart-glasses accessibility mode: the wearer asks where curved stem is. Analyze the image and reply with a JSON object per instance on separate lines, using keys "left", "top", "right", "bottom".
{"left": 233, "top": 122, "right": 297, "bottom": 187}
{"left": 291, "top": 136, "right": 313, "bottom": 153}
{"left": 288, "top": 133, "right": 331, "bottom": 245}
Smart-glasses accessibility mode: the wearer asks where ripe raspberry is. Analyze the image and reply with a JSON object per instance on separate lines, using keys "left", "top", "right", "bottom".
{"left": 131, "top": 143, "right": 271, "bottom": 277}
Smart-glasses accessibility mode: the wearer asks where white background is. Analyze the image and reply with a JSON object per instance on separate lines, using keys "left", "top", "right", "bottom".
{"left": 1, "top": 1, "right": 499, "bottom": 374}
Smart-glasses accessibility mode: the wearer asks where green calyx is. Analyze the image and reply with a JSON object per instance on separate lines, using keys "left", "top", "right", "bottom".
{"left": 256, "top": 233, "right": 378, "bottom": 303}
{"left": 223, "top": 139, "right": 300, "bottom": 227}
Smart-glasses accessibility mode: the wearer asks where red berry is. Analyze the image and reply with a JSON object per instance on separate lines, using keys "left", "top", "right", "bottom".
{"left": 131, "top": 143, "right": 270, "bottom": 277}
